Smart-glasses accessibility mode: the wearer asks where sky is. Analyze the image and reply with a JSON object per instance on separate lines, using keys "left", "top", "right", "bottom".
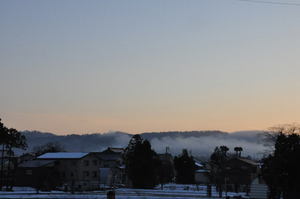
{"left": 1, "top": 0, "right": 300, "bottom": 134}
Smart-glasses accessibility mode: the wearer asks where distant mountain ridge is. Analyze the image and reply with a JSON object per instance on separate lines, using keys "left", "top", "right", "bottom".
{"left": 20, "top": 130, "right": 269, "bottom": 158}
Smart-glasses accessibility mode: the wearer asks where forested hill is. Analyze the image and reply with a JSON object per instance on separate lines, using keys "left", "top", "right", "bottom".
{"left": 20, "top": 130, "right": 268, "bottom": 158}
{"left": 141, "top": 130, "right": 225, "bottom": 139}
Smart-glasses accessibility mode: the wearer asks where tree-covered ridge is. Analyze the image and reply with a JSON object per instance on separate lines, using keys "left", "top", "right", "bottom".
{"left": 19, "top": 130, "right": 267, "bottom": 157}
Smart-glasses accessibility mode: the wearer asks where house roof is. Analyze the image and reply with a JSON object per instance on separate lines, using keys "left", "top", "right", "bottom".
{"left": 19, "top": 160, "right": 56, "bottom": 168}
{"left": 98, "top": 153, "right": 122, "bottom": 161}
{"left": 108, "top": 147, "right": 124, "bottom": 153}
{"left": 37, "top": 152, "right": 88, "bottom": 159}
{"left": 98, "top": 147, "right": 123, "bottom": 161}
{"left": 195, "top": 161, "right": 204, "bottom": 167}
{"left": 101, "top": 147, "right": 124, "bottom": 154}
{"left": 238, "top": 158, "right": 259, "bottom": 166}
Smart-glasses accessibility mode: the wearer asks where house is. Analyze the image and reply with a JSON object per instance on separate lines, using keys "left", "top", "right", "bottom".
{"left": 97, "top": 147, "right": 124, "bottom": 168}
{"left": 96, "top": 147, "right": 126, "bottom": 187}
{"left": 15, "top": 148, "right": 127, "bottom": 191}
{"left": 158, "top": 153, "right": 175, "bottom": 184}
{"left": 18, "top": 153, "right": 35, "bottom": 163}
{"left": 194, "top": 160, "right": 210, "bottom": 184}
{"left": 15, "top": 159, "right": 59, "bottom": 190}
{"left": 249, "top": 176, "right": 268, "bottom": 199}
{"left": 36, "top": 152, "right": 101, "bottom": 191}
{"left": 0, "top": 149, "right": 18, "bottom": 190}
{"left": 223, "top": 157, "right": 260, "bottom": 193}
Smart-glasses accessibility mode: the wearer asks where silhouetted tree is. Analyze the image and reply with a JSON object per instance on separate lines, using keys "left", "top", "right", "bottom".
{"left": 157, "top": 153, "right": 174, "bottom": 189}
{"left": 220, "top": 145, "right": 229, "bottom": 156}
{"left": 0, "top": 119, "right": 7, "bottom": 190}
{"left": 33, "top": 142, "right": 65, "bottom": 156}
{"left": 262, "top": 127, "right": 300, "bottom": 199}
{"left": 124, "top": 135, "right": 161, "bottom": 188}
{"left": 234, "top": 147, "right": 243, "bottom": 157}
{"left": 210, "top": 146, "right": 229, "bottom": 197}
{"left": 174, "top": 149, "right": 196, "bottom": 184}
{"left": 0, "top": 118, "right": 27, "bottom": 190}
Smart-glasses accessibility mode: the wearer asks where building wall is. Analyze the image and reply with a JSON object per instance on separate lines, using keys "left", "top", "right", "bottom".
{"left": 195, "top": 172, "right": 209, "bottom": 184}
{"left": 250, "top": 177, "right": 268, "bottom": 199}
{"left": 224, "top": 158, "right": 258, "bottom": 185}
{"left": 17, "top": 151, "right": 126, "bottom": 191}
{"left": 56, "top": 154, "right": 102, "bottom": 190}
{"left": 15, "top": 164, "right": 59, "bottom": 190}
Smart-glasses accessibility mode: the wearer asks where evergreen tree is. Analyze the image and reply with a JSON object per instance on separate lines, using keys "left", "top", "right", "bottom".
{"left": 0, "top": 118, "right": 27, "bottom": 190}
{"left": 209, "top": 146, "right": 229, "bottom": 197}
{"left": 124, "top": 135, "right": 160, "bottom": 188}
{"left": 234, "top": 147, "right": 243, "bottom": 157}
{"left": 33, "top": 142, "right": 65, "bottom": 156}
{"left": 174, "top": 149, "right": 196, "bottom": 184}
{"left": 262, "top": 131, "right": 300, "bottom": 199}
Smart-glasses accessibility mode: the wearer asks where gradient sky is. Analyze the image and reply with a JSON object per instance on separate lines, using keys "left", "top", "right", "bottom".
{"left": 1, "top": 0, "right": 300, "bottom": 134}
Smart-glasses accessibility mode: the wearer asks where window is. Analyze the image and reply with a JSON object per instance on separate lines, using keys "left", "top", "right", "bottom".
{"left": 103, "top": 163, "right": 109, "bottom": 167}
{"left": 84, "top": 160, "right": 89, "bottom": 166}
{"left": 25, "top": 170, "right": 32, "bottom": 175}
{"left": 83, "top": 171, "right": 89, "bottom": 177}
{"left": 93, "top": 171, "right": 97, "bottom": 178}
{"left": 93, "top": 159, "right": 97, "bottom": 166}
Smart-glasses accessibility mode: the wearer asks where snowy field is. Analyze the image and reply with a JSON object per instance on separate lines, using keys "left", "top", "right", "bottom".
{"left": 0, "top": 185, "right": 247, "bottom": 199}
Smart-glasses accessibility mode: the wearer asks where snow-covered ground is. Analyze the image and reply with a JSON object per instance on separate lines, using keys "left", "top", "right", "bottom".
{"left": 0, "top": 184, "right": 248, "bottom": 199}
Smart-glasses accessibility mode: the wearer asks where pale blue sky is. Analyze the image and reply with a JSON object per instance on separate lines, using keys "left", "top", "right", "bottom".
{"left": 1, "top": 0, "right": 300, "bottom": 134}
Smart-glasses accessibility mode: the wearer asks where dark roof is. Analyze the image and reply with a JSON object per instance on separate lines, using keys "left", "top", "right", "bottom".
{"left": 99, "top": 154, "right": 122, "bottom": 161}
{"left": 19, "top": 160, "right": 56, "bottom": 168}
{"left": 97, "top": 147, "right": 123, "bottom": 161}
{"left": 101, "top": 147, "right": 124, "bottom": 154}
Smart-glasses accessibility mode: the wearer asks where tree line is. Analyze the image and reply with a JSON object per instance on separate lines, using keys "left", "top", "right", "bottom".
{"left": 262, "top": 126, "right": 300, "bottom": 199}
{"left": 123, "top": 134, "right": 196, "bottom": 188}
{"left": 0, "top": 119, "right": 27, "bottom": 191}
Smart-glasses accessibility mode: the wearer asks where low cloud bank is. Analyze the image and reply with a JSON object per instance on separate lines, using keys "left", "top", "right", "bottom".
{"left": 150, "top": 135, "right": 269, "bottom": 159}
{"left": 22, "top": 130, "right": 270, "bottom": 159}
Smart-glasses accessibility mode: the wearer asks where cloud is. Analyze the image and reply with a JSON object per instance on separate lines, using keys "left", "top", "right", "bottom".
{"left": 149, "top": 135, "right": 269, "bottom": 159}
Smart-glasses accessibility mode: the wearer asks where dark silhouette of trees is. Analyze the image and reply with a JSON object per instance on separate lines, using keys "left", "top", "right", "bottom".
{"left": 220, "top": 145, "right": 229, "bottom": 156}
{"left": 0, "top": 118, "right": 27, "bottom": 190}
{"left": 124, "top": 135, "right": 161, "bottom": 188}
{"left": 234, "top": 147, "right": 243, "bottom": 157}
{"left": 210, "top": 146, "right": 229, "bottom": 197}
{"left": 33, "top": 142, "right": 65, "bottom": 156}
{"left": 262, "top": 126, "right": 300, "bottom": 199}
{"left": 158, "top": 160, "right": 173, "bottom": 188}
{"left": 174, "top": 149, "right": 196, "bottom": 184}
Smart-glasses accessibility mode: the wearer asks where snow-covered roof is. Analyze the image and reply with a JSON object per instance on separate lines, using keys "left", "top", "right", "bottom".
{"left": 119, "top": 165, "right": 125, "bottom": 169}
{"left": 195, "top": 161, "right": 204, "bottom": 167}
{"left": 238, "top": 158, "right": 259, "bottom": 166}
{"left": 37, "top": 152, "right": 88, "bottom": 159}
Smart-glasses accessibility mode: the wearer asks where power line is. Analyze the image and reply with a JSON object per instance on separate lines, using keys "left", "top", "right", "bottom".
{"left": 236, "top": 0, "right": 300, "bottom": 6}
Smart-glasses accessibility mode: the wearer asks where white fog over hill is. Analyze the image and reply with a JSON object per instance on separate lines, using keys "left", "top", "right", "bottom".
{"left": 20, "top": 130, "right": 270, "bottom": 159}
